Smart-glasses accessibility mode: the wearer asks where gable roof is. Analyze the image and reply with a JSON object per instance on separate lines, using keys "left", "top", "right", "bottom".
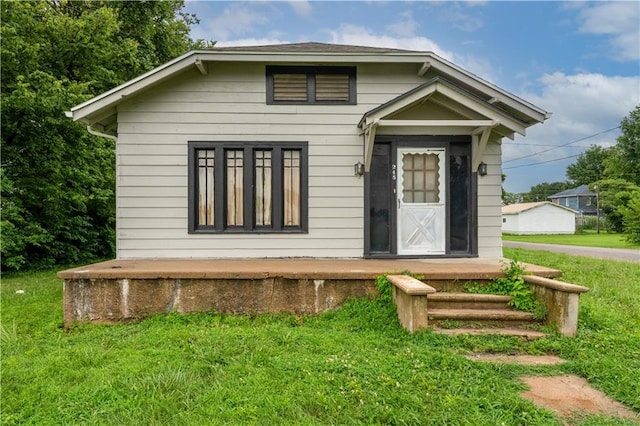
{"left": 208, "top": 42, "right": 416, "bottom": 53}
{"left": 548, "top": 184, "right": 595, "bottom": 198}
{"left": 502, "top": 201, "right": 577, "bottom": 215}
{"left": 67, "top": 42, "right": 550, "bottom": 138}
{"left": 358, "top": 76, "right": 525, "bottom": 136}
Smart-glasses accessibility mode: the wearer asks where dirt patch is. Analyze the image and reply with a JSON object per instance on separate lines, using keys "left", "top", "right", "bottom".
{"left": 466, "top": 354, "right": 565, "bottom": 365}
{"left": 521, "top": 375, "right": 638, "bottom": 421}
{"left": 467, "top": 355, "right": 638, "bottom": 422}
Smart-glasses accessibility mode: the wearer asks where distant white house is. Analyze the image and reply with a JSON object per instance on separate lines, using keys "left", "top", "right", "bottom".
{"left": 502, "top": 202, "right": 576, "bottom": 235}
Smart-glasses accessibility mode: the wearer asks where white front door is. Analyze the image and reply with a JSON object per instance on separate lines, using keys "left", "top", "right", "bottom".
{"left": 397, "top": 148, "right": 446, "bottom": 255}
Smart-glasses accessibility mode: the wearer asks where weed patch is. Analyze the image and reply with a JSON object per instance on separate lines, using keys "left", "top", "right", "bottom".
{"left": 465, "top": 260, "right": 546, "bottom": 319}
{"left": 374, "top": 269, "right": 424, "bottom": 304}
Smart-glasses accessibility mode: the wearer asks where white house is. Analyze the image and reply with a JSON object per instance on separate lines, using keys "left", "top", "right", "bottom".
{"left": 502, "top": 202, "right": 576, "bottom": 235}
{"left": 67, "top": 42, "right": 549, "bottom": 259}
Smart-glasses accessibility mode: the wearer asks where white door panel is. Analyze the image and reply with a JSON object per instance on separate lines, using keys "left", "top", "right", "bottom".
{"left": 397, "top": 148, "right": 446, "bottom": 255}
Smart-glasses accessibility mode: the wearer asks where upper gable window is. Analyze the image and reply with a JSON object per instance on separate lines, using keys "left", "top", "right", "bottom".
{"left": 266, "top": 66, "right": 356, "bottom": 105}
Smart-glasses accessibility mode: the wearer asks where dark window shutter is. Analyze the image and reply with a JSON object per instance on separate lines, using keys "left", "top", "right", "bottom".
{"left": 273, "top": 74, "right": 307, "bottom": 101}
{"left": 315, "top": 74, "right": 350, "bottom": 101}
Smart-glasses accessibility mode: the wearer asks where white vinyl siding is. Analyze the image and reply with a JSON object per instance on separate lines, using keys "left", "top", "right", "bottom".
{"left": 115, "top": 63, "right": 425, "bottom": 258}
{"left": 478, "top": 141, "right": 505, "bottom": 257}
{"left": 115, "top": 62, "right": 503, "bottom": 258}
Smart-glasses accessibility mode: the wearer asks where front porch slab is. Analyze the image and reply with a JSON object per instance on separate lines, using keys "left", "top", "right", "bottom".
{"left": 58, "top": 258, "right": 561, "bottom": 327}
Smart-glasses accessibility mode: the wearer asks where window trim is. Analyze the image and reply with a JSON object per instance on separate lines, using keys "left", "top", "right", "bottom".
{"left": 266, "top": 66, "right": 357, "bottom": 105}
{"left": 188, "top": 141, "right": 308, "bottom": 234}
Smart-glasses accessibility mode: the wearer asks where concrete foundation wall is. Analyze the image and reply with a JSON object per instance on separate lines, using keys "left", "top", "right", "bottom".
{"left": 63, "top": 277, "right": 377, "bottom": 327}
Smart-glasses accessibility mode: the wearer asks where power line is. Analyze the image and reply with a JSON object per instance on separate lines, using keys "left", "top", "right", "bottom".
{"left": 503, "top": 153, "right": 584, "bottom": 170}
{"left": 503, "top": 126, "right": 620, "bottom": 164}
{"left": 502, "top": 142, "right": 603, "bottom": 148}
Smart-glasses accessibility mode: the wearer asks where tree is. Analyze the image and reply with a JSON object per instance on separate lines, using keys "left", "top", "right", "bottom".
{"left": 560, "top": 107, "right": 640, "bottom": 239}
{"left": 620, "top": 191, "right": 640, "bottom": 244}
{"left": 606, "top": 105, "right": 640, "bottom": 186}
{"left": 1, "top": 1, "right": 200, "bottom": 270}
{"left": 592, "top": 179, "right": 640, "bottom": 233}
{"left": 566, "top": 145, "right": 615, "bottom": 186}
{"left": 522, "top": 181, "right": 572, "bottom": 203}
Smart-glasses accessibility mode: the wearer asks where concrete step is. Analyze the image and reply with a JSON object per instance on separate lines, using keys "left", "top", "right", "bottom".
{"left": 427, "top": 293, "right": 512, "bottom": 310}
{"left": 427, "top": 308, "right": 536, "bottom": 324}
{"left": 433, "top": 327, "right": 549, "bottom": 340}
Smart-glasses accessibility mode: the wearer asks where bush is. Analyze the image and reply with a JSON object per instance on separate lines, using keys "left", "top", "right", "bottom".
{"left": 576, "top": 215, "right": 597, "bottom": 231}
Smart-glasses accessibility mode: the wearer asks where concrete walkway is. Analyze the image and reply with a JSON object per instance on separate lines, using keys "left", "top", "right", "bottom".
{"left": 504, "top": 241, "right": 640, "bottom": 263}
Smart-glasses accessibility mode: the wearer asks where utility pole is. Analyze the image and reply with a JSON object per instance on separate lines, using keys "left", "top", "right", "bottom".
{"left": 594, "top": 185, "right": 600, "bottom": 234}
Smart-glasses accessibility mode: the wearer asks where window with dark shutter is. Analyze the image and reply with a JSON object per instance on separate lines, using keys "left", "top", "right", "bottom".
{"left": 266, "top": 66, "right": 356, "bottom": 104}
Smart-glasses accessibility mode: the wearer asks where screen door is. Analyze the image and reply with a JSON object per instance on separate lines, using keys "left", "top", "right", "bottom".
{"left": 397, "top": 148, "right": 446, "bottom": 255}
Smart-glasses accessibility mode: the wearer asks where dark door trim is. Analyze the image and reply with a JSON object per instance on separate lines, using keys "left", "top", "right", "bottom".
{"left": 364, "top": 135, "right": 477, "bottom": 258}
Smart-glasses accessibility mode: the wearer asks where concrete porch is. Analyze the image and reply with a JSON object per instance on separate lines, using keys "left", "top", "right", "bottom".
{"left": 58, "top": 258, "right": 562, "bottom": 327}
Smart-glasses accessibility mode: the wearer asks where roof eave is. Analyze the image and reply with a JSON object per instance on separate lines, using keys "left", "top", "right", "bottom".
{"left": 422, "top": 53, "right": 549, "bottom": 124}
{"left": 69, "top": 49, "right": 434, "bottom": 124}
{"left": 70, "top": 50, "right": 199, "bottom": 122}
{"left": 69, "top": 47, "right": 550, "bottom": 130}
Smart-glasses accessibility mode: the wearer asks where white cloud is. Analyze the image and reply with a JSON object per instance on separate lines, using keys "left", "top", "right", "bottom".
{"left": 576, "top": 2, "right": 640, "bottom": 61}
{"left": 523, "top": 72, "right": 639, "bottom": 140}
{"left": 386, "top": 11, "right": 418, "bottom": 37}
{"left": 208, "top": 4, "right": 270, "bottom": 40}
{"left": 502, "top": 72, "right": 640, "bottom": 191}
{"left": 327, "top": 24, "right": 455, "bottom": 60}
{"left": 454, "top": 54, "right": 499, "bottom": 86}
{"left": 289, "top": 0, "right": 313, "bottom": 18}
{"left": 436, "top": 3, "right": 485, "bottom": 32}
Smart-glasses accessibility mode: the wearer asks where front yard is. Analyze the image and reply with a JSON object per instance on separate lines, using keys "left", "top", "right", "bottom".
{"left": 2, "top": 250, "right": 639, "bottom": 425}
{"left": 503, "top": 231, "right": 639, "bottom": 249}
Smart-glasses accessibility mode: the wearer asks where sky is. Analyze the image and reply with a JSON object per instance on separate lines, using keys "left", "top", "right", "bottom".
{"left": 183, "top": 1, "right": 640, "bottom": 194}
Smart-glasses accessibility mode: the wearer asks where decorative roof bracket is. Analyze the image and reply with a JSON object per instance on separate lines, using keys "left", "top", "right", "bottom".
{"left": 418, "top": 61, "right": 431, "bottom": 76}
{"left": 472, "top": 124, "right": 496, "bottom": 173}
{"left": 195, "top": 58, "right": 208, "bottom": 75}
{"left": 363, "top": 120, "right": 379, "bottom": 172}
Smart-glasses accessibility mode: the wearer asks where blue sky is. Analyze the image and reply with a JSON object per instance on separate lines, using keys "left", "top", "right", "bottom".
{"left": 184, "top": 1, "right": 640, "bottom": 193}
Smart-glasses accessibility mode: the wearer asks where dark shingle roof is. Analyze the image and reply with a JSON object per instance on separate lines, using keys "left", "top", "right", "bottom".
{"left": 548, "top": 184, "right": 594, "bottom": 198}
{"left": 208, "top": 42, "right": 421, "bottom": 53}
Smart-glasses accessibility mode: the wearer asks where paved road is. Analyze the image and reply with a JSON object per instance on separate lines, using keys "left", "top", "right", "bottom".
{"left": 503, "top": 241, "right": 640, "bottom": 263}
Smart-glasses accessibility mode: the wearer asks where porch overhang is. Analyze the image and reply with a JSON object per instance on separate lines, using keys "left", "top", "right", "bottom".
{"left": 361, "top": 119, "right": 499, "bottom": 172}
{"left": 358, "top": 77, "right": 536, "bottom": 172}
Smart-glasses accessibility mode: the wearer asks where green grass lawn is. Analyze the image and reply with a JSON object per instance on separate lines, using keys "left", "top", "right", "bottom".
{"left": 2, "top": 252, "right": 639, "bottom": 425}
{"left": 503, "top": 231, "right": 640, "bottom": 249}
